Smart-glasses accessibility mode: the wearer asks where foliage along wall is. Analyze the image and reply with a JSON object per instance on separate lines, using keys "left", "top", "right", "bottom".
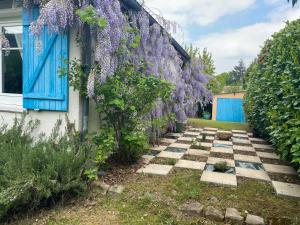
{"left": 244, "top": 20, "right": 300, "bottom": 175}
{"left": 9, "top": 0, "right": 212, "bottom": 124}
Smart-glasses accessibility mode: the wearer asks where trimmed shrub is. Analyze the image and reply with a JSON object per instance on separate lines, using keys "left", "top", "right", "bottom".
{"left": 244, "top": 20, "right": 300, "bottom": 175}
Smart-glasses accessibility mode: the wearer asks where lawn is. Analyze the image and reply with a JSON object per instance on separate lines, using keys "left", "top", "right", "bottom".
{"left": 9, "top": 169, "right": 300, "bottom": 225}
{"left": 188, "top": 118, "right": 251, "bottom": 132}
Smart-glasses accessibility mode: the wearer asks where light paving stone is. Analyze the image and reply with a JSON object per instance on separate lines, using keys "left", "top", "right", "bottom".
{"left": 249, "top": 137, "right": 267, "bottom": 144}
{"left": 214, "top": 140, "right": 233, "bottom": 146}
{"left": 150, "top": 145, "right": 167, "bottom": 152}
{"left": 186, "top": 149, "right": 210, "bottom": 157}
{"left": 207, "top": 157, "right": 235, "bottom": 167}
{"left": 142, "top": 155, "right": 155, "bottom": 164}
{"left": 263, "top": 164, "right": 297, "bottom": 175}
{"left": 177, "top": 136, "right": 194, "bottom": 143}
{"left": 248, "top": 133, "right": 254, "bottom": 137}
{"left": 236, "top": 167, "right": 271, "bottom": 182}
{"left": 188, "top": 128, "right": 203, "bottom": 132}
{"left": 252, "top": 144, "right": 274, "bottom": 151}
{"left": 175, "top": 160, "right": 206, "bottom": 170}
{"left": 232, "top": 130, "right": 247, "bottom": 134}
{"left": 137, "top": 164, "right": 173, "bottom": 175}
{"left": 234, "top": 154, "right": 261, "bottom": 163}
{"left": 169, "top": 143, "right": 191, "bottom": 149}
{"left": 160, "top": 138, "right": 177, "bottom": 145}
{"left": 232, "top": 138, "right": 252, "bottom": 146}
{"left": 200, "top": 142, "right": 213, "bottom": 150}
{"left": 204, "top": 136, "right": 215, "bottom": 143}
{"left": 233, "top": 145, "right": 255, "bottom": 152}
{"left": 225, "top": 208, "right": 244, "bottom": 225}
{"left": 245, "top": 214, "right": 265, "bottom": 225}
{"left": 233, "top": 133, "right": 249, "bottom": 139}
{"left": 272, "top": 181, "right": 300, "bottom": 199}
{"left": 157, "top": 151, "right": 184, "bottom": 159}
{"left": 202, "top": 130, "right": 217, "bottom": 136}
{"left": 205, "top": 206, "right": 224, "bottom": 222}
{"left": 200, "top": 171, "right": 237, "bottom": 186}
{"left": 184, "top": 131, "right": 200, "bottom": 137}
{"left": 256, "top": 151, "right": 280, "bottom": 160}
{"left": 204, "top": 127, "right": 218, "bottom": 131}
{"left": 165, "top": 133, "right": 183, "bottom": 139}
{"left": 108, "top": 185, "right": 125, "bottom": 195}
{"left": 211, "top": 147, "right": 233, "bottom": 154}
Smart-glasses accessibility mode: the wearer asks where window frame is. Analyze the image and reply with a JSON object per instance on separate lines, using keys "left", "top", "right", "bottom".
{"left": 0, "top": 10, "right": 23, "bottom": 112}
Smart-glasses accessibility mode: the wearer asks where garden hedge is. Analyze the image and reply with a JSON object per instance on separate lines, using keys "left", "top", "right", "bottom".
{"left": 244, "top": 20, "right": 300, "bottom": 175}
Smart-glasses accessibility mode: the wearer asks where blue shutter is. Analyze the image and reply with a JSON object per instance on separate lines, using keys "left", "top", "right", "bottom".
{"left": 216, "top": 98, "right": 245, "bottom": 123}
{"left": 22, "top": 8, "right": 69, "bottom": 111}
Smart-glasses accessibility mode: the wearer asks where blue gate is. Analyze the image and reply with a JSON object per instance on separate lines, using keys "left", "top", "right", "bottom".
{"left": 216, "top": 98, "right": 245, "bottom": 123}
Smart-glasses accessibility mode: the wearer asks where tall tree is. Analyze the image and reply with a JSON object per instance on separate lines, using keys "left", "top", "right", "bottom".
{"left": 199, "top": 48, "right": 216, "bottom": 76}
{"left": 230, "top": 59, "right": 246, "bottom": 85}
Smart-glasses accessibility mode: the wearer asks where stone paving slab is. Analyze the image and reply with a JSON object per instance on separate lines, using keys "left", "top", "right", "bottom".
{"left": 165, "top": 133, "right": 183, "bottom": 139}
{"left": 202, "top": 131, "right": 217, "bottom": 136}
{"left": 184, "top": 131, "right": 200, "bottom": 137}
{"left": 232, "top": 138, "right": 252, "bottom": 146}
{"left": 256, "top": 151, "right": 280, "bottom": 160}
{"left": 205, "top": 136, "right": 215, "bottom": 142}
{"left": 157, "top": 151, "right": 184, "bottom": 159}
{"left": 232, "top": 133, "right": 249, "bottom": 139}
{"left": 263, "top": 164, "right": 297, "bottom": 175}
{"left": 160, "top": 138, "right": 177, "bottom": 144}
{"left": 211, "top": 147, "right": 234, "bottom": 154}
{"left": 214, "top": 140, "right": 233, "bottom": 146}
{"left": 150, "top": 145, "right": 167, "bottom": 152}
{"left": 188, "top": 128, "right": 203, "bottom": 132}
{"left": 204, "top": 127, "right": 218, "bottom": 131}
{"left": 186, "top": 149, "right": 210, "bottom": 157}
{"left": 207, "top": 157, "right": 235, "bottom": 167}
{"left": 201, "top": 171, "right": 237, "bottom": 186}
{"left": 234, "top": 154, "right": 261, "bottom": 163}
{"left": 177, "top": 136, "right": 194, "bottom": 143}
{"left": 232, "top": 130, "right": 247, "bottom": 134}
{"left": 249, "top": 137, "right": 267, "bottom": 144}
{"left": 233, "top": 145, "right": 255, "bottom": 152}
{"left": 199, "top": 142, "right": 213, "bottom": 150}
{"left": 272, "top": 181, "right": 300, "bottom": 199}
{"left": 169, "top": 143, "right": 191, "bottom": 149}
{"left": 236, "top": 167, "right": 271, "bottom": 181}
{"left": 142, "top": 155, "right": 155, "bottom": 164}
{"left": 175, "top": 160, "right": 206, "bottom": 170}
{"left": 137, "top": 164, "right": 173, "bottom": 175}
{"left": 253, "top": 144, "right": 274, "bottom": 151}
{"left": 247, "top": 133, "right": 254, "bottom": 137}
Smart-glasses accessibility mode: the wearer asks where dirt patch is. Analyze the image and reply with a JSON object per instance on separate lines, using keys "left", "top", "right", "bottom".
{"left": 210, "top": 152, "right": 234, "bottom": 160}
{"left": 150, "top": 157, "right": 178, "bottom": 166}
{"left": 268, "top": 173, "right": 300, "bottom": 185}
{"left": 233, "top": 150, "right": 257, "bottom": 156}
{"left": 183, "top": 155, "right": 208, "bottom": 162}
{"left": 260, "top": 158, "right": 289, "bottom": 166}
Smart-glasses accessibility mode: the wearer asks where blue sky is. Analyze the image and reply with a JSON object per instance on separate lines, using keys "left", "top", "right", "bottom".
{"left": 144, "top": 0, "right": 300, "bottom": 73}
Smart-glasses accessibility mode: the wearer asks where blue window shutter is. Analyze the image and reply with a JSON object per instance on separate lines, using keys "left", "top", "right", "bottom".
{"left": 22, "top": 7, "right": 69, "bottom": 111}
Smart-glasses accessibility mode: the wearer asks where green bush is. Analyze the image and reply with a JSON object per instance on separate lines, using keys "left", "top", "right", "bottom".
{"left": 244, "top": 20, "right": 300, "bottom": 175}
{"left": 0, "top": 116, "right": 97, "bottom": 221}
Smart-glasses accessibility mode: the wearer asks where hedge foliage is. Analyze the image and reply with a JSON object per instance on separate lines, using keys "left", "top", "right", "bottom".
{"left": 244, "top": 20, "right": 300, "bottom": 175}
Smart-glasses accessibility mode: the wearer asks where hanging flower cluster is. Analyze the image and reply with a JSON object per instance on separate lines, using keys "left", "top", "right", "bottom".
{"left": 20, "top": 0, "right": 211, "bottom": 122}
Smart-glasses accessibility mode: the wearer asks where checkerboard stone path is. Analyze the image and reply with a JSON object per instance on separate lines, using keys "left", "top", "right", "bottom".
{"left": 137, "top": 127, "right": 300, "bottom": 199}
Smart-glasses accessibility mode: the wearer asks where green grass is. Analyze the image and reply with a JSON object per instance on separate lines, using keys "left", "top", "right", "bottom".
{"left": 188, "top": 118, "right": 251, "bottom": 132}
{"left": 11, "top": 170, "right": 300, "bottom": 225}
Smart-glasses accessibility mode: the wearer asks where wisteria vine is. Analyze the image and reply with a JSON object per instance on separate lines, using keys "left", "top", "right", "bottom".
{"left": 11, "top": 0, "right": 212, "bottom": 122}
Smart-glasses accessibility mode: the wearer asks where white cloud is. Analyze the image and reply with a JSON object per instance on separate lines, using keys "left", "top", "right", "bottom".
{"left": 143, "top": 0, "right": 256, "bottom": 26}
{"left": 195, "top": 5, "right": 300, "bottom": 73}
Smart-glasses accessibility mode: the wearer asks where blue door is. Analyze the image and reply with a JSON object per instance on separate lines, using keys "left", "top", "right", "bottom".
{"left": 216, "top": 98, "right": 245, "bottom": 123}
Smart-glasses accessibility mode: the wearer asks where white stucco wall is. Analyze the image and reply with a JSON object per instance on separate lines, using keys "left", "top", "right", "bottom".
{"left": 0, "top": 29, "right": 82, "bottom": 138}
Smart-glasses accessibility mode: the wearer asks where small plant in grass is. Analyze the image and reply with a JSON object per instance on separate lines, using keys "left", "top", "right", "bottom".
{"left": 214, "top": 161, "right": 229, "bottom": 173}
